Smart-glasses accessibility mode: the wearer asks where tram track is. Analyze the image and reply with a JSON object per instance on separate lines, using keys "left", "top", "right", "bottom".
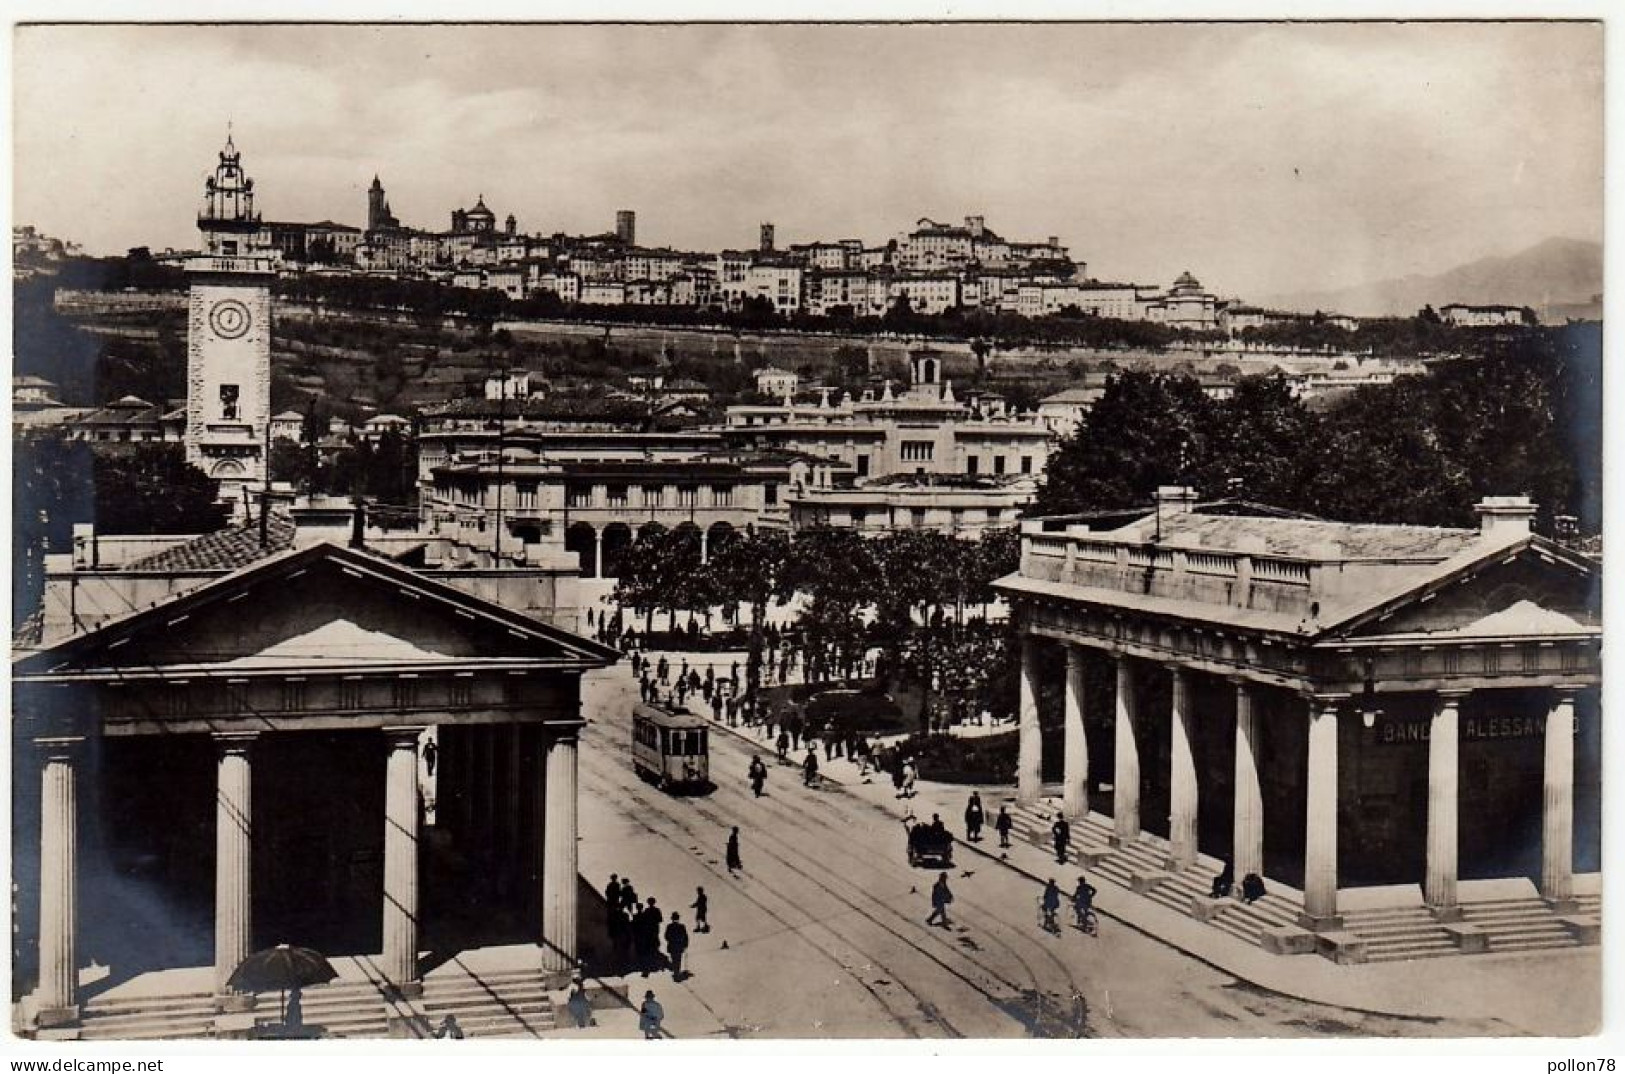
{"left": 684, "top": 730, "right": 1096, "bottom": 1037}
{"left": 581, "top": 698, "right": 1094, "bottom": 1037}
{"left": 578, "top": 741, "right": 953, "bottom": 1038}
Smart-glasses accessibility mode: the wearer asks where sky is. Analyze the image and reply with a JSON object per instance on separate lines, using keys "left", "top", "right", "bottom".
{"left": 12, "top": 21, "right": 1605, "bottom": 300}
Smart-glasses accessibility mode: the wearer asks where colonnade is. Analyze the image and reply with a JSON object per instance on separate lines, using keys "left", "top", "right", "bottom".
{"left": 30, "top": 724, "right": 582, "bottom": 1026}
{"left": 1015, "top": 639, "right": 1582, "bottom": 930}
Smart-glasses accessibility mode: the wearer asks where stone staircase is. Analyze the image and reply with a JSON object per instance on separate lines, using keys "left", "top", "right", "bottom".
{"left": 73, "top": 965, "right": 557, "bottom": 1041}
{"left": 1003, "top": 800, "right": 1600, "bottom": 965}
{"left": 1005, "top": 802, "right": 1304, "bottom": 947}
{"left": 419, "top": 967, "right": 558, "bottom": 1038}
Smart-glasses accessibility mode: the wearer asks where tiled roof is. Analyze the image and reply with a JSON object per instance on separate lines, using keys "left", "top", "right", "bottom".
{"left": 1110, "top": 512, "right": 1477, "bottom": 561}
{"left": 124, "top": 513, "right": 298, "bottom": 573}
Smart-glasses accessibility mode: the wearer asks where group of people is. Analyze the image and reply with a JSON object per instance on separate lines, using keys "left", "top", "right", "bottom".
{"left": 1210, "top": 860, "right": 1268, "bottom": 904}
{"left": 603, "top": 873, "right": 709, "bottom": 982}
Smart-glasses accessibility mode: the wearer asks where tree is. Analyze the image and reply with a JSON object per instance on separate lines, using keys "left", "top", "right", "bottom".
{"left": 1193, "top": 374, "right": 1319, "bottom": 509}
{"left": 268, "top": 437, "right": 314, "bottom": 490}
{"left": 91, "top": 445, "right": 230, "bottom": 536}
{"left": 1035, "top": 371, "right": 1215, "bottom": 514}
{"left": 704, "top": 527, "right": 794, "bottom": 696}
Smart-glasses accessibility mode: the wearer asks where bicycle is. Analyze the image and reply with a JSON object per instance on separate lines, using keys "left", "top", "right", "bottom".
{"left": 1073, "top": 903, "right": 1099, "bottom": 936}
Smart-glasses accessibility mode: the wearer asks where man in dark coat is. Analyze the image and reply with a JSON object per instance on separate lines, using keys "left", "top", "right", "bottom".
{"left": 802, "top": 747, "right": 820, "bottom": 787}
{"left": 638, "top": 897, "right": 664, "bottom": 976}
{"left": 664, "top": 912, "right": 690, "bottom": 979}
{"left": 964, "top": 793, "right": 985, "bottom": 842}
{"left": 726, "top": 826, "right": 743, "bottom": 873}
{"left": 1052, "top": 814, "right": 1071, "bottom": 865}
{"left": 605, "top": 873, "right": 623, "bottom": 909}
{"left": 749, "top": 755, "right": 768, "bottom": 797}
{"left": 926, "top": 872, "right": 953, "bottom": 928}
{"left": 691, "top": 886, "right": 710, "bottom": 933}
{"left": 995, "top": 806, "right": 1014, "bottom": 849}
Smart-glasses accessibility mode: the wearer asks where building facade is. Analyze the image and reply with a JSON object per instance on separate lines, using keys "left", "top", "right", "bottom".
{"left": 996, "top": 490, "right": 1600, "bottom": 960}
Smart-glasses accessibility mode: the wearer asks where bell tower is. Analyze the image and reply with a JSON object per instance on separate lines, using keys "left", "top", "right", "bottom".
{"left": 187, "top": 131, "right": 274, "bottom": 513}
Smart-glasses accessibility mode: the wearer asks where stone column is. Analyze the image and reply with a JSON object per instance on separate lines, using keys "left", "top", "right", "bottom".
{"left": 35, "top": 738, "right": 82, "bottom": 1029}
{"left": 700, "top": 530, "right": 710, "bottom": 564}
{"left": 1062, "top": 647, "right": 1089, "bottom": 818}
{"left": 1424, "top": 692, "right": 1465, "bottom": 919}
{"left": 1016, "top": 639, "right": 1042, "bottom": 802}
{"left": 213, "top": 732, "right": 258, "bottom": 1007}
{"left": 1300, "top": 697, "right": 1343, "bottom": 930}
{"left": 593, "top": 531, "right": 604, "bottom": 580}
{"left": 1541, "top": 689, "right": 1577, "bottom": 908}
{"left": 1168, "top": 668, "right": 1198, "bottom": 870}
{"left": 542, "top": 733, "right": 579, "bottom": 973}
{"left": 1112, "top": 656, "right": 1140, "bottom": 845}
{"left": 382, "top": 728, "right": 424, "bottom": 994}
{"left": 1232, "top": 682, "right": 1264, "bottom": 885}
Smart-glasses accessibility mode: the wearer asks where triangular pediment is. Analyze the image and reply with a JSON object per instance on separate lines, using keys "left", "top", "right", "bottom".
{"left": 1333, "top": 539, "right": 1599, "bottom": 642}
{"left": 15, "top": 542, "right": 619, "bottom": 679}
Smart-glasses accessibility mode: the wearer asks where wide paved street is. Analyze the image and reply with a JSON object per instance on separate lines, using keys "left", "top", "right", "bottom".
{"left": 575, "top": 666, "right": 1506, "bottom": 1039}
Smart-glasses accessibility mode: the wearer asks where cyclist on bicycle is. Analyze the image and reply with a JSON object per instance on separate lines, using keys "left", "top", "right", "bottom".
{"left": 1072, "top": 876, "right": 1098, "bottom": 933}
{"left": 1040, "top": 879, "right": 1062, "bottom": 932}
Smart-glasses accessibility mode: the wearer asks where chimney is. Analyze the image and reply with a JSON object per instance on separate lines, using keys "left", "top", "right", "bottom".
{"left": 1474, "top": 495, "right": 1536, "bottom": 539}
{"left": 1154, "top": 485, "right": 1199, "bottom": 515}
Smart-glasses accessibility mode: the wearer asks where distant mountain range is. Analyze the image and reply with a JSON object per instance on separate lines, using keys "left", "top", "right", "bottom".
{"left": 1254, "top": 237, "right": 1602, "bottom": 322}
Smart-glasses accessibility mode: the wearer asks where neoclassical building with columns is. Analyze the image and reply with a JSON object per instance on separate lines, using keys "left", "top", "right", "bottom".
{"left": 996, "top": 490, "right": 1600, "bottom": 942}
{"left": 12, "top": 539, "right": 617, "bottom": 1031}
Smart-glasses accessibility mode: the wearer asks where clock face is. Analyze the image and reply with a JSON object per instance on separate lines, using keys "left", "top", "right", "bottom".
{"left": 208, "top": 299, "right": 252, "bottom": 340}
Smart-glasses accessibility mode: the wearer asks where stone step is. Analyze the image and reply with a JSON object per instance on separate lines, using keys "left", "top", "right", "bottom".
{"left": 1490, "top": 935, "right": 1580, "bottom": 952}
{"left": 82, "top": 991, "right": 215, "bottom": 1016}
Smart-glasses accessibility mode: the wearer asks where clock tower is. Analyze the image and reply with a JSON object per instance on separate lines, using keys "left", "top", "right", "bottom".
{"left": 187, "top": 133, "right": 274, "bottom": 512}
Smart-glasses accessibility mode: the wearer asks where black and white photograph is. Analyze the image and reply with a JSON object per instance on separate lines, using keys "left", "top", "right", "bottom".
{"left": 6, "top": 12, "right": 1609, "bottom": 1057}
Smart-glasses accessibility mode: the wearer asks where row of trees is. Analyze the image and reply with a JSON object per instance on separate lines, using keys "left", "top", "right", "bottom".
{"left": 612, "top": 525, "right": 1020, "bottom": 712}
{"left": 1035, "top": 326, "right": 1601, "bottom": 533}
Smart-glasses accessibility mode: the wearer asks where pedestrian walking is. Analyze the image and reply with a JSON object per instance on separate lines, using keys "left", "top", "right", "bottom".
{"left": 422, "top": 738, "right": 438, "bottom": 779}
{"left": 664, "top": 913, "right": 690, "bottom": 979}
{"left": 803, "top": 747, "right": 820, "bottom": 787}
{"left": 1052, "top": 814, "right": 1071, "bottom": 865}
{"left": 691, "top": 886, "right": 710, "bottom": 933}
{"left": 964, "top": 792, "right": 985, "bottom": 842}
{"left": 995, "top": 805, "right": 1013, "bottom": 849}
{"left": 638, "top": 990, "right": 664, "bottom": 1039}
{"left": 749, "top": 755, "right": 768, "bottom": 797}
{"left": 775, "top": 729, "right": 790, "bottom": 762}
{"left": 657, "top": 656, "right": 670, "bottom": 683}
{"left": 711, "top": 692, "right": 724, "bottom": 721}
{"left": 901, "top": 760, "right": 917, "bottom": 799}
{"left": 566, "top": 978, "right": 595, "bottom": 1028}
{"left": 605, "top": 873, "right": 623, "bottom": 909}
{"left": 926, "top": 871, "right": 954, "bottom": 928}
{"left": 726, "top": 826, "right": 743, "bottom": 873}
{"left": 631, "top": 651, "right": 643, "bottom": 677}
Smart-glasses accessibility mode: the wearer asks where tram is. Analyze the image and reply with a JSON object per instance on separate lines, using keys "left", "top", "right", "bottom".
{"left": 631, "top": 702, "right": 712, "bottom": 792}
